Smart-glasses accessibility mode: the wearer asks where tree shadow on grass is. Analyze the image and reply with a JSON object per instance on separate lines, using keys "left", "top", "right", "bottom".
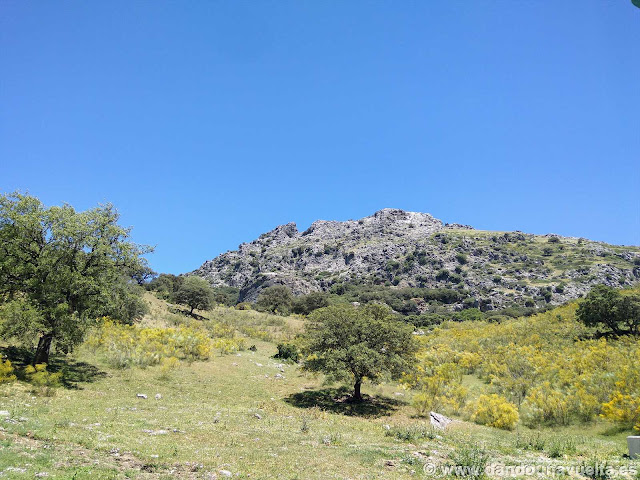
{"left": 284, "top": 386, "right": 404, "bottom": 418}
{"left": 0, "top": 345, "right": 107, "bottom": 389}
{"left": 168, "top": 305, "right": 207, "bottom": 321}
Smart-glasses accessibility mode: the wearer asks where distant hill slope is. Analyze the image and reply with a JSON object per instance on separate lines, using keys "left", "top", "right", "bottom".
{"left": 190, "top": 209, "right": 640, "bottom": 311}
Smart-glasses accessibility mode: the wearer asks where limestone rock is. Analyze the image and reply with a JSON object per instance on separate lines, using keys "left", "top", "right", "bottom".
{"left": 429, "top": 411, "right": 452, "bottom": 430}
{"left": 188, "top": 208, "right": 640, "bottom": 309}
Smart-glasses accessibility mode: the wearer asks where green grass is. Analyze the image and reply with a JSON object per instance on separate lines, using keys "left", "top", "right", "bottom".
{"left": 1, "top": 297, "right": 639, "bottom": 479}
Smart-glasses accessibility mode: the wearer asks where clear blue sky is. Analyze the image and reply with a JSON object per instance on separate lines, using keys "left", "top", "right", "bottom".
{"left": 1, "top": 1, "right": 639, "bottom": 274}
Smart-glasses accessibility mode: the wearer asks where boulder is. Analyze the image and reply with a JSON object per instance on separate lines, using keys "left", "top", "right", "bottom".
{"left": 429, "top": 411, "right": 452, "bottom": 430}
{"left": 628, "top": 436, "right": 640, "bottom": 460}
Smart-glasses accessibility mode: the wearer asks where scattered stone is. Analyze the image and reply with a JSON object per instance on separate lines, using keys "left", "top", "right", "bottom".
{"left": 35, "top": 473, "right": 49, "bottom": 478}
{"left": 384, "top": 460, "right": 396, "bottom": 467}
{"left": 155, "top": 394, "right": 162, "bottom": 400}
{"left": 393, "top": 392, "right": 404, "bottom": 396}
{"left": 429, "top": 411, "right": 452, "bottom": 430}
{"left": 0, "top": 411, "right": 9, "bottom": 416}
{"left": 136, "top": 394, "right": 147, "bottom": 399}
{"left": 253, "top": 413, "right": 262, "bottom": 420}
{"left": 255, "top": 363, "right": 263, "bottom": 367}
{"left": 383, "top": 424, "right": 391, "bottom": 430}
{"left": 219, "top": 470, "right": 233, "bottom": 478}
{"left": 274, "top": 373, "right": 284, "bottom": 379}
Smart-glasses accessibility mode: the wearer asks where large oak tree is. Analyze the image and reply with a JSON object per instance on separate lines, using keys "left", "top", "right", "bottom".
{"left": 0, "top": 193, "right": 152, "bottom": 364}
{"left": 303, "top": 303, "right": 417, "bottom": 402}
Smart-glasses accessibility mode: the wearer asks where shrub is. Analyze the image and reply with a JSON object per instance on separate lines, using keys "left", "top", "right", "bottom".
{"left": 0, "top": 356, "right": 16, "bottom": 383}
{"left": 523, "top": 383, "right": 570, "bottom": 427}
{"left": 235, "top": 302, "right": 252, "bottom": 310}
{"left": 455, "top": 253, "right": 468, "bottom": 265}
{"left": 87, "top": 319, "right": 212, "bottom": 368}
{"left": 601, "top": 392, "right": 640, "bottom": 432}
{"left": 448, "top": 445, "right": 489, "bottom": 479}
{"left": 404, "top": 354, "right": 468, "bottom": 416}
{"left": 274, "top": 342, "right": 300, "bottom": 362}
{"left": 213, "top": 338, "right": 246, "bottom": 355}
{"left": 471, "top": 394, "right": 519, "bottom": 430}
{"left": 291, "top": 292, "right": 329, "bottom": 315}
{"left": 385, "top": 424, "right": 436, "bottom": 442}
{"left": 25, "top": 363, "right": 62, "bottom": 396}
{"left": 577, "top": 285, "right": 640, "bottom": 336}
{"left": 256, "top": 285, "right": 293, "bottom": 315}
{"left": 158, "top": 356, "right": 180, "bottom": 379}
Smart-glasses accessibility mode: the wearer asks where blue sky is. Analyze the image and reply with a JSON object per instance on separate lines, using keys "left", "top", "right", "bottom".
{"left": 1, "top": 1, "right": 639, "bottom": 274}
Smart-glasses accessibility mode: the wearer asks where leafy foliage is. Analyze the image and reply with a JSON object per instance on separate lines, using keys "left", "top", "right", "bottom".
{"left": 292, "top": 291, "right": 329, "bottom": 315}
{"left": 256, "top": 285, "right": 293, "bottom": 315}
{"left": 303, "top": 303, "right": 417, "bottom": 401}
{"left": 173, "top": 276, "right": 215, "bottom": 314}
{"left": 25, "top": 363, "right": 62, "bottom": 396}
{"left": 576, "top": 285, "right": 640, "bottom": 336}
{"left": 0, "top": 355, "right": 16, "bottom": 383}
{"left": 274, "top": 342, "right": 300, "bottom": 362}
{"left": 0, "top": 193, "right": 151, "bottom": 364}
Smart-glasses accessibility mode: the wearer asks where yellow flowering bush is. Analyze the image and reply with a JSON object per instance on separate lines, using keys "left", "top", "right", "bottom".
{"left": 0, "top": 356, "right": 16, "bottom": 383}
{"left": 213, "top": 337, "right": 246, "bottom": 355}
{"left": 87, "top": 319, "right": 212, "bottom": 368}
{"left": 25, "top": 363, "right": 62, "bottom": 396}
{"left": 600, "top": 363, "right": 640, "bottom": 431}
{"left": 403, "top": 348, "right": 468, "bottom": 416}
{"left": 471, "top": 394, "right": 519, "bottom": 430}
{"left": 409, "top": 295, "right": 640, "bottom": 428}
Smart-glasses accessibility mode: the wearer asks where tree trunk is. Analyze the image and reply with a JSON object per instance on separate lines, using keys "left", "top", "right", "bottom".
{"left": 353, "top": 378, "right": 363, "bottom": 402}
{"left": 33, "top": 332, "right": 54, "bottom": 365}
{"left": 190, "top": 306, "right": 194, "bottom": 315}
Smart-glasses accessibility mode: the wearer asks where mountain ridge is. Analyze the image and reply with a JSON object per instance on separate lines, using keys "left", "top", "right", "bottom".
{"left": 190, "top": 208, "right": 640, "bottom": 311}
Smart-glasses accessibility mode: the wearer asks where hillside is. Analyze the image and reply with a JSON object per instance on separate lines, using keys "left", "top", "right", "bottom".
{"left": 1, "top": 294, "right": 637, "bottom": 479}
{"left": 191, "top": 209, "right": 640, "bottom": 311}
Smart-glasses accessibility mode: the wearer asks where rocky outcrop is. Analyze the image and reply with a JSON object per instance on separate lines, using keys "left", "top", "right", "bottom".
{"left": 190, "top": 209, "right": 640, "bottom": 307}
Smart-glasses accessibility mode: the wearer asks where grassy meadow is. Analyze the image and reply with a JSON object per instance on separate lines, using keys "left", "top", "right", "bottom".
{"left": 1, "top": 293, "right": 639, "bottom": 479}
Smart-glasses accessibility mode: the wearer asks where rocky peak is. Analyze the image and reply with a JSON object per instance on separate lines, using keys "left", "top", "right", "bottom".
{"left": 190, "top": 209, "right": 640, "bottom": 306}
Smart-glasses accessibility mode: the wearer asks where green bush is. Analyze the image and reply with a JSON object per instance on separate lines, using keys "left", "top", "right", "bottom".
{"left": 448, "top": 445, "right": 489, "bottom": 479}
{"left": 274, "top": 342, "right": 299, "bottom": 362}
{"left": 256, "top": 285, "right": 293, "bottom": 315}
{"left": 25, "top": 363, "right": 62, "bottom": 396}
{"left": 385, "top": 424, "right": 436, "bottom": 442}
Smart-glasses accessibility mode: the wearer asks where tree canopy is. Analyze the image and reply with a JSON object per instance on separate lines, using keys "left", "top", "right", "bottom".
{"left": 576, "top": 285, "right": 639, "bottom": 337}
{"left": 173, "top": 276, "right": 214, "bottom": 314}
{"left": 302, "top": 303, "right": 417, "bottom": 401}
{"left": 256, "top": 285, "right": 293, "bottom": 315}
{"left": 0, "top": 193, "right": 152, "bottom": 364}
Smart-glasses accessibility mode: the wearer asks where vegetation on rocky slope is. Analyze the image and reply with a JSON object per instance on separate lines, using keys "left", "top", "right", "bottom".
{"left": 191, "top": 209, "right": 640, "bottom": 313}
